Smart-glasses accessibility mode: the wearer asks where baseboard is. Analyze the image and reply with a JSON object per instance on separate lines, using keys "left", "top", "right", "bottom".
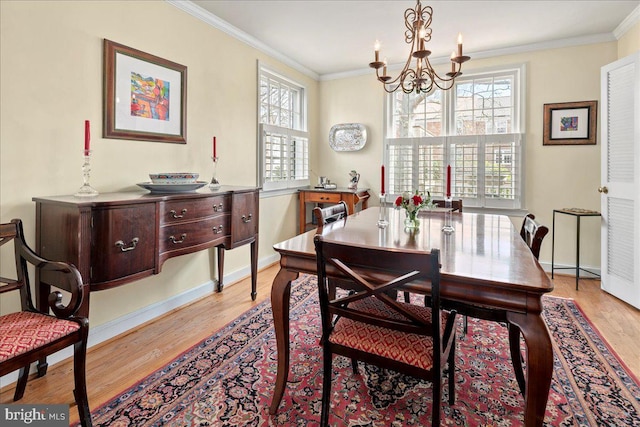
{"left": 538, "top": 261, "right": 602, "bottom": 278}
{"left": 0, "top": 253, "right": 280, "bottom": 387}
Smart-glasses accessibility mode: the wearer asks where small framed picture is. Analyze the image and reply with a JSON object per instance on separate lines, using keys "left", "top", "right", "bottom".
{"left": 543, "top": 100, "right": 597, "bottom": 145}
{"left": 103, "top": 39, "right": 187, "bottom": 144}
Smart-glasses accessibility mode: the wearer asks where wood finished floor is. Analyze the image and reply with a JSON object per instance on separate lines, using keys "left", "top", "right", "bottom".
{"left": 1, "top": 265, "right": 638, "bottom": 426}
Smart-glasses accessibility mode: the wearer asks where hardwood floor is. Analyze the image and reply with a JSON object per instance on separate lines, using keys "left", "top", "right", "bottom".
{"left": 1, "top": 265, "right": 638, "bottom": 426}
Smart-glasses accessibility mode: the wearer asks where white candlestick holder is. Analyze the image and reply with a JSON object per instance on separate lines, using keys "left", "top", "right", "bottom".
{"left": 74, "top": 150, "right": 99, "bottom": 197}
{"left": 442, "top": 196, "right": 455, "bottom": 234}
{"left": 209, "top": 156, "right": 221, "bottom": 189}
{"left": 377, "top": 193, "right": 389, "bottom": 228}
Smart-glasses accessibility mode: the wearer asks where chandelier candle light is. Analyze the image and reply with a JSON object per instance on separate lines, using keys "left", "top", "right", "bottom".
{"left": 210, "top": 136, "right": 221, "bottom": 189}
{"left": 74, "top": 120, "right": 99, "bottom": 197}
{"left": 369, "top": 0, "right": 470, "bottom": 94}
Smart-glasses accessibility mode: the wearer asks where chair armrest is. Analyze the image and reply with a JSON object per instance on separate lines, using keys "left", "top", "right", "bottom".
{"left": 14, "top": 221, "right": 85, "bottom": 319}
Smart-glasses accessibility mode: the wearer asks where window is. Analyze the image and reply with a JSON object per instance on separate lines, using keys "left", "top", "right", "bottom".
{"left": 258, "top": 64, "right": 309, "bottom": 192}
{"left": 385, "top": 65, "right": 525, "bottom": 209}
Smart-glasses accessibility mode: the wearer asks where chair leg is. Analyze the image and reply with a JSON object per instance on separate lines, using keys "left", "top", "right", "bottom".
{"left": 508, "top": 324, "right": 526, "bottom": 396}
{"left": 448, "top": 336, "right": 456, "bottom": 405}
{"left": 36, "top": 357, "right": 48, "bottom": 377}
{"left": 432, "top": 368, "right": 441, "bottom": 426}
{"left": 403, "top": 291, "right": 410, "bottom": 303}
{"left": 463, "top": 315, "right": 469, "bottom": 335}
{"left": 351, "top": 358, "right": 359, "bottom": 375}
{"left": 13, "top": 365, "right": 30, "bottom": 401}
{"left": 73, "top": 341, "right": 93, "bottom": 427}
{"left": 320, "top": 346, "right": 333, "bottom": 427}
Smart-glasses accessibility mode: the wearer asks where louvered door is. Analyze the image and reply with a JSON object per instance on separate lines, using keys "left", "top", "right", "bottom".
{"left": 600, "top": 52, "right": 640, "bottom": 309}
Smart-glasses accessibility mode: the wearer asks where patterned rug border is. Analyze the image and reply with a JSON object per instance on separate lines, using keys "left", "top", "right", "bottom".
{"left": 557, "top": 296, "right": 640, "bottom": 386}
{"left": 87, "top": 274, "right": 640, "bottom": 426}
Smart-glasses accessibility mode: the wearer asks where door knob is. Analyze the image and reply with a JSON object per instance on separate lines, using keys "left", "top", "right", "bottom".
{"left": 598, "top": 186, "right": 609, "bottom": 194}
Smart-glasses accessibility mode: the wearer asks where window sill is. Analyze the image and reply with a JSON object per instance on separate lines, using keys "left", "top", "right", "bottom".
{"left": 463, "top": 207, "right": 529, "bottom": 217}
{"left": 259, "top": 186, "right": 306, "bottom": 199}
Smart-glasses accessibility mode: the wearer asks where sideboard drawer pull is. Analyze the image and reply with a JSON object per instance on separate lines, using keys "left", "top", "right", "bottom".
{"left": 213, "top": 225, "right": 224, "bottom": 234}
{"left": 115, "top": 237, "right": 139, "bottom": 252}
{"left": 169, "top": 208, "right": 187, "bottom": 219}
{"left": 242, "top": 214, "right": 252, "bottom": 223}
{"left": 213, "top": 203, "right": 224, "bottom": 212}
{"left": 169, "top": 233, "right": 187, "bottom": 244}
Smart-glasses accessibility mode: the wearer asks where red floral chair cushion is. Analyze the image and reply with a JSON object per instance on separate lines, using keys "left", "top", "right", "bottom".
{"left": 329, "top": 297, "right": 451, "bottom": 371}
{"left": 0, "top": 311, "right": 80, "bottom": 362}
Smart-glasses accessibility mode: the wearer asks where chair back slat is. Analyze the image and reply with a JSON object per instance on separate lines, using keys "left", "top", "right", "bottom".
{"left": 519, "top": 214, "right": 549, "bottom": 259}
{"left": 314, "top": 236, "right": 444, "bottom": 346}
{"left": 313, "top": 201, "right": 349, "bottom": 228}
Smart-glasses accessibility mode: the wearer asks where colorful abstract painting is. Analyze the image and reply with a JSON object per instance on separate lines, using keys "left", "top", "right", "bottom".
{"left": 130, "top": 72, "right": 170, "bottom": 121}
{"left": 560, "top": 116, "right": 578, "bottom": 131}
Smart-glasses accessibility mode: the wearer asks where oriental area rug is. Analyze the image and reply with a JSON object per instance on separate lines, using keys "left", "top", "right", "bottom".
{"left": 84, "top": 275, "right": 640, "bottom": 426}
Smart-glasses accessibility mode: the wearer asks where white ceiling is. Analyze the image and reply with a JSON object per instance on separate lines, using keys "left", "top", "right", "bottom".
{"left": 185, "top": 1, "right": 639, "bottom": 77}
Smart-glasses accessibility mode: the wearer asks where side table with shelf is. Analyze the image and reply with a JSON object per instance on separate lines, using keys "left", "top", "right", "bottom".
{"left": 551, "top": 208, "right": 601, "bottom": 290}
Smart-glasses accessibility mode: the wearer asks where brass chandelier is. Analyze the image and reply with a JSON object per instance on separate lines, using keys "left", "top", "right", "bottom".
{"left": 369, "top": 0, "right": 470, "bottom": 94}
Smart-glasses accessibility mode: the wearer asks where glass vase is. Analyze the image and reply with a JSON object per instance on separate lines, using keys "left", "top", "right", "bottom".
{"left": 404, "top": 210, "right": 420, "bottom": 229}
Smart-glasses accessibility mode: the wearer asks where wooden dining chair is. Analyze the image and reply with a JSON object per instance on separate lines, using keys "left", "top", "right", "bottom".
{"left": 314, "top": 236, "right": 458, "bottom": 426}
{"left": 519, "top": 213, "right": 549, "bottom": 259}
{"left": 0, "top": 219, "right": 92, "bottom": 427}
{"left": 313, "top": 201, "right": 349, "bottom": 228}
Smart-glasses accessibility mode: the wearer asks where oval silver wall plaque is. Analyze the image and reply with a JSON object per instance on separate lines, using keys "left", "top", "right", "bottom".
{"left": 329, "top": 123, "right": 367, "bottom": 152}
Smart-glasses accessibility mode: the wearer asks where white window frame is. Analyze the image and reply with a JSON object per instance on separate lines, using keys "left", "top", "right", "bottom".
{"left": 257, "top": 62, "right": 310, "bottom": 193}
{"left": 384, "top": 64, "right": 526, "bottom": 211}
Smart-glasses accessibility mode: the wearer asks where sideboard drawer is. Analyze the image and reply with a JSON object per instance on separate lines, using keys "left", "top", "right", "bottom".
{"left": 304, "top": 192, "right": 341, "bottom": 204}
{"left": 91, "top": 204, "right": 157, "bottom": 284}
{"left": 230, "top": 191, "right": 259, "bottom": 246}
{"left": 160, "top": 195, "right": 230, "bottom": 224}
{"left": 159, "top": 215, "right": 230, "bottom": 254}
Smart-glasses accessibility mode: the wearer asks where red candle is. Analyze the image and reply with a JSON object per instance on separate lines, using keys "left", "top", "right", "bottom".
{"left": 84, "top": 120, "right": 90, "bottom": 154}
{"left": 213, "top": 136, "right": 217, "bottom": 158}
{"left": 381, "top": 165, "right": 385, "bottom": 195}
{"left": 446, "top": 164, "right": 451, "bottom": 198}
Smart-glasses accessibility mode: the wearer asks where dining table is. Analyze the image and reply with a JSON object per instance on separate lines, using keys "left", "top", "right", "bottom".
{"left": 269, "top": 207, "right": 554, "bottom": 427}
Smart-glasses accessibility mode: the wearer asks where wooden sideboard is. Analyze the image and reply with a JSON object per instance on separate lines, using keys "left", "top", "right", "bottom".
{"left": 298, "top": 187, "right": 370, "bottom": 234}
{"left": 33, "top": 186, "right": 259, "bottom": 317}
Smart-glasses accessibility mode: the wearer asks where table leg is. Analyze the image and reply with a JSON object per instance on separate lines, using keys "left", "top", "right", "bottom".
{"left": 269, "top": 267, "right": 299, "bottom": 414}
{"left": 506, "top": 311, "right": 553, "bottom": 427}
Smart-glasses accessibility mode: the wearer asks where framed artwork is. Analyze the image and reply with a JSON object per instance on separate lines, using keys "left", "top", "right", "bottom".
{"left": 103, "top": 39, "right": 187, "bottom": 144}
{"left": 543, "top": 100, "right": 597, "bottom": 146}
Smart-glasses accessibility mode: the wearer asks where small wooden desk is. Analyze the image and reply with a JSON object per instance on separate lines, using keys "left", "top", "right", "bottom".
{"left": 298, "top": 187, "right": 369, "bottom": 234}
{"left": 269, "top": 208, "right": 554, "bottom": 427}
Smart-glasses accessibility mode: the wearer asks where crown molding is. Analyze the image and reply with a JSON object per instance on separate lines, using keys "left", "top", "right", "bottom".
{"left": 168, "top": 0, "right": 635, "bottom": 84}
{"left": 166, "top": 0, "right": 319, "bottom": 81}
{"left": 614, "top": 4, "right": 640, "bottom": 39}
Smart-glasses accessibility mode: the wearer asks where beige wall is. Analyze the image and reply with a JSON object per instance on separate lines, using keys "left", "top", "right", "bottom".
{"left": 0, "top": 1, "right": 313, "bottom": 325}
{"left": 0, "top": 1, "right": 635, "bottom": 329}
{"left": 319, "top": 42, "right": 619, "bottom": 268}
{"left": 618, "top": 20, "right": 640, "bottom": 58}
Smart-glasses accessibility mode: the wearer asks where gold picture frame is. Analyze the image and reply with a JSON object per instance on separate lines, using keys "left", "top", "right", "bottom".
{"left": 103, "top": 39, "right": 187, "bottom": 144}
{"left": 543, "top": 100, "right": 597, "bottom": 146}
